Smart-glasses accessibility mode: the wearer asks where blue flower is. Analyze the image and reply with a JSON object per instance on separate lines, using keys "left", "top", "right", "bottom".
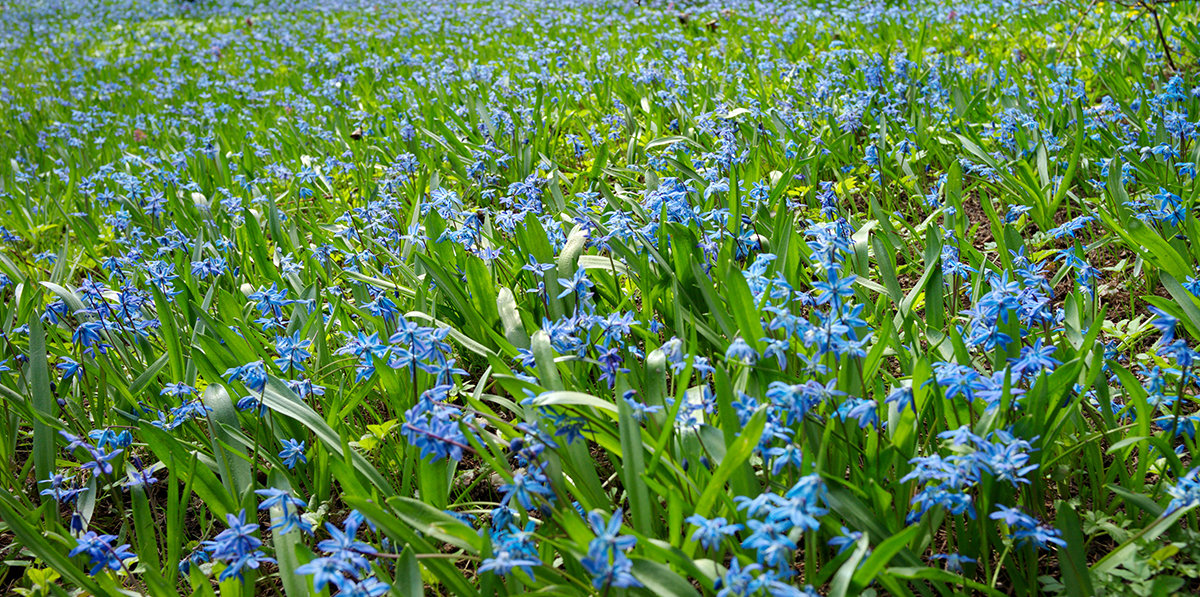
{"left": 39, "top": 473, "right": 89, "bottom": 504}
{"left": 581, "top": 550, "right": 641, "bottom": 589}
{"left": 201, "top": 509, "right": 274, "bottom": 580}
{"left": 1046, "top": 215, "right": 1094, "bottom": 239}
{"left": 621, "top": 392, "right": 663, "bottom": 422}
{"left": 521, "top": 256, "right": 554, "bottom": 276}
{"left": 80, "top": 447, "right": 123, "bottom": 478}
{"left": 596, "top": 347, "right": 628, "bottom": 389}
{"left": 1013, "top": 524, "right": 1067, "bottom": 550}
{"left": 597, "top": 311, "right": 637, "bottom": 347}
{"left": 837, "top": 397, "right": 879, "bottom": 428}
{"left": 225, "top": 360, "right": 268, "bottom": 393}
{"left": 318, "top": 517, "right": 375, "bottom": 571}
{"left": 123, "top": 458, "right": 159, "bottom": 489}
{"left": 740, "top": 519, "right": 795, "bottom": 568}
{"left": 481, "top": 520, "right": 542, "bottom": 581}
{"left": 69, "top": 531, "right": 136, "bottom": 576}
{"left": 161, "top": 382, "right": 197, "bottom": 397}
{"left": 479, "top": 547, "right": 542, "bottom": 581}
{"left": 363, "top": 290, "right": 402, "bottom": 323}
{"left": 686, "top": 514, "right": 743, "bottom": 551}
{"left": 218, "top": 551, "right": 274, "bottom": 582}
{"left": 401, "top": 385, "right": 474, "bottom": 462}
{"left": 88, "top": 428, "right": 131, "bottom": 450}
{"left": 1148, "top": 306, "right": 1179, "bottom": 344}
{"left": 989, "top": 504, "right": 1066, "bottom": 548}
{"left": 930, "top": 552, "right": 976, "bottom": 573}
{"left": 1009, "top": 338, "right": 1060, "bottom": 379}
{"left": 734, "top": 492, "right": 779, "bottom": 518}
{"left": 295, "top": 556, "right": 355, "bottom": 592}
{"left": 1166, "top": 466, "right": 1200, "bottom": 514}
{"left": 813, "top": 265, "right": 857, "bottom": 309}
{"left": 969, "top": 431, "right": 1039, "bottom": 486}
{"left": 274, "top": 331, "right": 313, "bottom": 373}
{"left": 931, "top": 362, "right": 985, "bottom": 403}
{"left": 247, "top": 283, "right": 292, "bottom": 321}
{"left": 178, "top": 549, "right": 210, "bottom": 575}
{"left": 761, "top": 337, "right": 790, "bottom": 368}
{"left": 335, "top": 332, "right": 389, "bottom": 382}
{"left": 338, "top": 577, "right": 391, "bottom": 597}
{"left": 1177, "top": 162, "right": 1196, "bottom": 179}
{"left": 909, "top": 486, "right": 975, "bottom": 522}
{"left": 886, "top": 384, "right": 915, "bottom": 414}
{"left": 278, "top": 438, "right": 307, "bottom": 469}
{"left": 585, "top": 508, "right": 637, "bottom": 560}
{"left": 990, "top": 505, "right": 1037, "bottom": 527}
{"left": 499, "top": 464, "right": 555, "bottom": 511}
{"left": 938, "top": 426, "right": 982, "bottom": 447}
{"left": 72, "top": 321, "right": 106, "bottom": 352}
{"left": 57, "top": 357, "right": 83, "bottom": 381}
{"left": 556, "top": 267, "right": 594, "bottom": 299}
{"left": 724, "top": 337, "right": 758, "bottom": 364}
{"left": 1180, "top": 276, "right": 1200, "bottom": 298}
{"left": 285, "top": 377, "right": 326, "bottom": 400}
{"left": 766, "top": 380, "right": 835, "bottom": 423}
{"left": 715, "top": 559, "right": 761, "bottom": 597}
{"left": 145, "top": 260, "right": 180, "bottom": 295}
{"left": 255, "top": 487, "right": 312, "bottom": 535}
{"left": 766, "top": 474, "right": 828, "bottom": 532}
{"left": 828, "top": 526, "right": 865, "bottom": 556}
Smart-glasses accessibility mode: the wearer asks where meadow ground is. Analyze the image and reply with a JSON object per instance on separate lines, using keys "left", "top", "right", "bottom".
{"left": 1, "top": 0, "right": 1199, "bottom": 595}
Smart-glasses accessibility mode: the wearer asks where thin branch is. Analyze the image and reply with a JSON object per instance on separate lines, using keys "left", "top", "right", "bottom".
{"left": 1143, "top": 0, "right": 1178, "bottom": 71}
{"left": 1056, "top": 0, "right": 1101, "bottom": 65}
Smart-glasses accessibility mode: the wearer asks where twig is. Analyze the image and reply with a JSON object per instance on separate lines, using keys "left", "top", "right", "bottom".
{"left": 1144, "top": 0, "right": 1178, "bottom": 71}
{"left": 1056, "top": 0, "right": 1100, "bottom": 64}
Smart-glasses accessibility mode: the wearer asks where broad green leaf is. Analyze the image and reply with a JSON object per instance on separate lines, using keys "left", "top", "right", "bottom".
{"left": 28, "top": 314, "right": 56, "bottom": 518}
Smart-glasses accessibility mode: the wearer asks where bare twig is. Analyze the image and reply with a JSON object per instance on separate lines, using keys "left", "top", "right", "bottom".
{"left": 1056, "top": 0, "right": 1101, "bottom": 64}
{"left": 1104, "top": 0, "right": 1179, "bottom": 72}
{"left": 1144, "top": 0, "right": 1178, "bottom": 71}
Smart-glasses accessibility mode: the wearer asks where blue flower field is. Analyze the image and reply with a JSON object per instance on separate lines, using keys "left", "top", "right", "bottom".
{"left": 1, "top": 0, "right": 1199, "bottom": 594}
